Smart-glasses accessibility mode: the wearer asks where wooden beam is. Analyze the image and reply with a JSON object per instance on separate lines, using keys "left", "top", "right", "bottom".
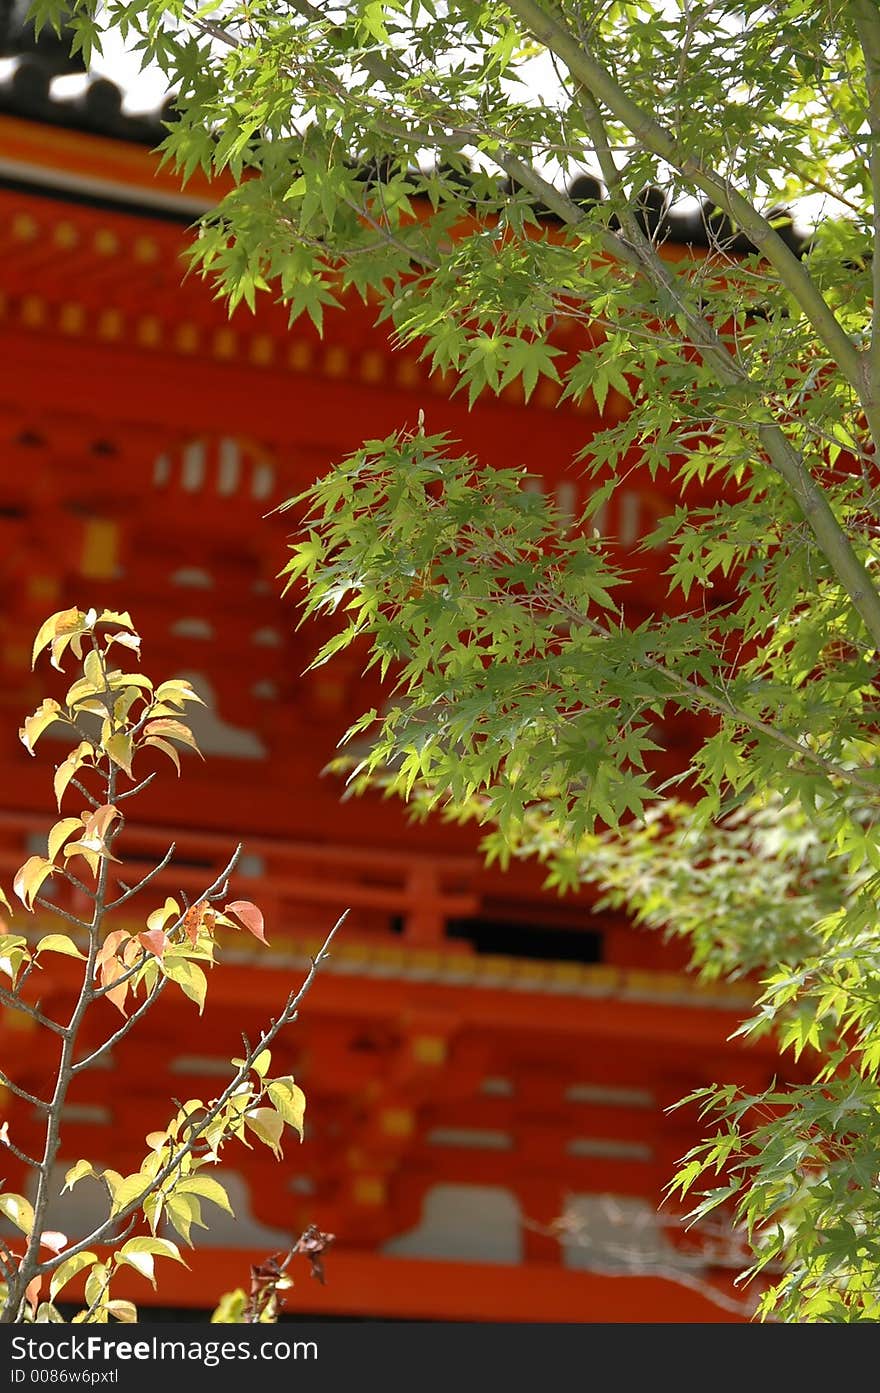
{"left": 56, "top": 1245, "right": 747, "bottom": 1322}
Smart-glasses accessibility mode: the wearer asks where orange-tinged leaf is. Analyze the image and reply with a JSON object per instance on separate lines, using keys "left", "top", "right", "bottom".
{"left": 138, "top": 928, "right": 169, "bottom": 959}
{"left": 225, "top": 900, "right": 267, "bottom": 944}
{"left": 39, "top": 1230, "right": 67, "bottom": 1255}
{"left": 13, "top": 855, "right": 54, "bottom": 912}
{"left": 31, "top": 607, "right": 83, "bottom": 669}
{"left": 143, "top": 718, "right": 202, "bottom": 756}
{"left": 25, "top": 1274, "right": 41, "bottom": 1316}
{"left": 143, "top": 735, "right": 181, "bottom": 775}
{"left": 182, "top": 902, "right": 217, "bottom": 947}
{"left": 82, "top": 804, "right": 121, "bottom": 844}
{"left": 96, "top": 929, "right": 130, "bottom": 974}
{"left": 104, "top": 968, "right": 129, "bottom": 1017}
{"left": 122, "top": 936, "right": 142, "bottom": 967}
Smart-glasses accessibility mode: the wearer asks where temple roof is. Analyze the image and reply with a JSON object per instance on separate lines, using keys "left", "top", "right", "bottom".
{"left": 0, "top": 4, "right": 806, "bottom": 252}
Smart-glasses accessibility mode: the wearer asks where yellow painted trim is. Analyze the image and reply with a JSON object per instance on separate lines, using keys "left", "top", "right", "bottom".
{"left": 80, "top": 520, "right": 119, "bottom": 581}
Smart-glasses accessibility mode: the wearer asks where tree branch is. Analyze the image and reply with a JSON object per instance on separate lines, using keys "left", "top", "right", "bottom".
{"left": 852, "top": 0, "right": 880, "bottom": 429}
{"left": 0, "top": 985, "right": 64, "bottom": 1036}
{"left": 505, "top": 0, "right": 878, "bottom": 427}
{"left": 544, "top": 585, "right": 880, "bottom": 797}
{"left": 34, "top": 912, "right": 348, "bottom": 1275}
{"left": 104, "top": 843, "right": 176, "bottom": 912}
{"left": 0, "top": 1070, "right": 48, "bottom": 1112}
{"left": 71, "top": 976, "right": 166, "bottom": 1075}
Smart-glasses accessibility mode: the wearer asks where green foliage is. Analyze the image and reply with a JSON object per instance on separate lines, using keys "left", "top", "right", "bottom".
{"left": 27, "top": 0, "right": 880, "bottom": 1321}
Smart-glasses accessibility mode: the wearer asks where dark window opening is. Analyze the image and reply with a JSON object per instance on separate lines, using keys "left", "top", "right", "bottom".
{"left": 446, "top": 916, "right": 603, "bottom": 964}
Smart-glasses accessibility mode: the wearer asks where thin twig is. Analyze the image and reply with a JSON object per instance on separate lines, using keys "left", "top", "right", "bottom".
{"left": 115, "top": 773, "right": 158, "bottom": 803}
{"left": 0, "top": 985, "right": 64, "bottom": 1036}
{"left": 33, "top": 899, "right": 91, "bottom": 931}
{"left": 72, "top": 977, "right": 167, "bottom": 1075}
{"left": 104, "top": 844, "right": 176, "bottom": 912}
{"left": 0, "top": 1071, "right": 48, "bottom": 1112}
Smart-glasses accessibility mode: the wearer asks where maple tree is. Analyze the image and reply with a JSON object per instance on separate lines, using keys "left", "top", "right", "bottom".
{"left": 27, "top": 0, "right": 880, "bottom": 1320}
{"left": 0, "top": 606, "right": 340, "bottom": 1323}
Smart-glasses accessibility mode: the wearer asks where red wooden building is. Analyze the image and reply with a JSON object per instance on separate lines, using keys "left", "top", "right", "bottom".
{"left": 0, "top": 26, "right": 797, "bottom": 1322}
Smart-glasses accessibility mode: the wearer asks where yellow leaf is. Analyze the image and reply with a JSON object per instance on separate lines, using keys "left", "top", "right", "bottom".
{"left": 113, "top": 687, "right": 142, "bottom": 724}
{"left": 65, "top": 676, "right": 100, "bottom": 707}
{"left": 83, "top": 648, "right": 103, "bottom": 689}
{"left": 63, "top": 843, "right": 101, "bottom": 879}
{"left": 47, "top": 817, "right": 84, "bottom": 863}
{"left": 119, "top": 1236, "right": 187, "bottom": 1265}
{"left": 105, "top": 633, "right": 141, "bottom": 658}
{"left": 0, "top": 1192, "right": 34, "bottom": 1235}
{"left": 84, "top": 1263, "right": 108, "bottom": 1310}
{"left": 155, "top": 680, "right": 206, "bottom": 708}
{"left": 267, "top": 1078, "right": 306, "bottom": 1141}
{"left": 108, "top": 1173, "right": 149, "bottom": 1218}
{"left": 53, "top": 742, "right": 94, "bottom": 810}
{"left": 244, "top": 1107, "right": 285, "bottom": 1156}
{"left": 62, "top": 1160, "right": 96, "bottom": 1192}
{"left": 211, "top": 1289, "right": 247, "bottom": 1323}
{"left": 105, "top": 1300, "right": 138, "bottom": 1323}
{"left": 35, "top": 934, "right": 86, "bottom": 960}
{"left": 19, "top": 699, "right": 66, "bottom": 755}
{"left": 164, "top": 1193, "right": 206, "bottom": 1247}
{"left": 117, "top": 1250, "right": 156, "bottom": 1286}
{"left": 173, "top": 1176, "right": 233, "bottom": 1216}
{"left": 146, "top": 898, "right": 180, "bottom": 934}
{"left": 98, "top": 609, "right": 134, "bottom": 629}
{"left": 105, "top": 732, "right": 134, "bottom": 777}
{"left": 50, "top": 1252, "right": 98, "bottom": 1301}
{"left": 163, "top": 958, "right": 207, "bottom": 1012}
